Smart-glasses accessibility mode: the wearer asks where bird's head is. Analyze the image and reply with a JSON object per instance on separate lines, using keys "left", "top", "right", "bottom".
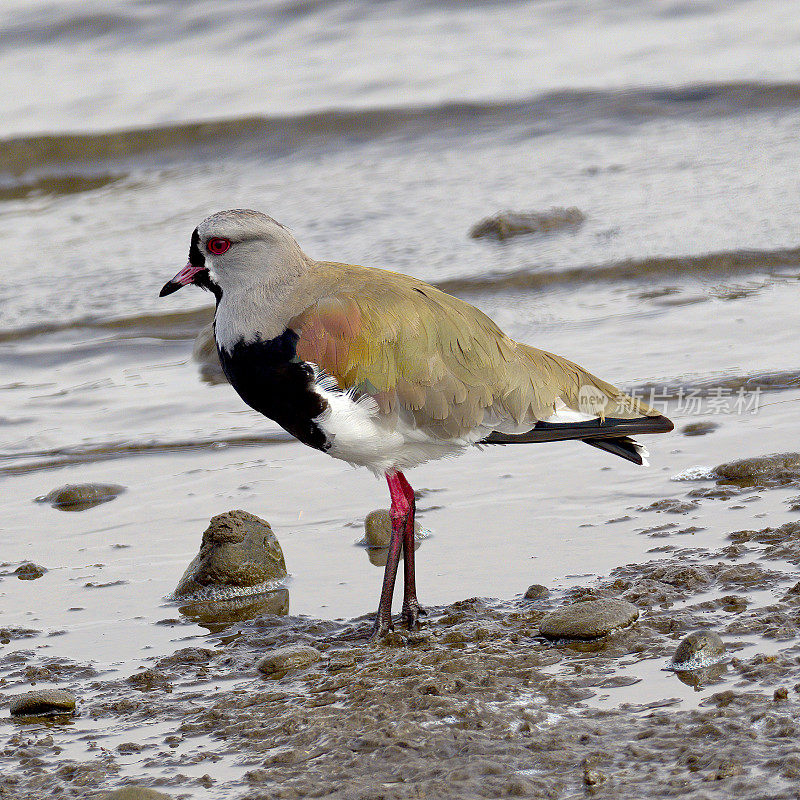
{"left": 159, "top": 209, "right": 307, "bottom": 301}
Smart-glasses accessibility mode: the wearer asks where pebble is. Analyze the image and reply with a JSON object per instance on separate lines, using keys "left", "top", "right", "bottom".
{"left": 36, "top": 483, "right": 125, "bottom": 511}
{"left": 10, "top": 688, "right": 76, "bottom": 717}
{"left": 539, "top": 599, "right": 639, "bottom": 640}
{"left": 670, "top": 630, "right": 726, "bottom": 670}
{"left": 172, "top": 509, "right": 287, "bottom": 601}
{"left": 524, "top": 584, "right": 549, "bottom": 600}
{"left": 15, "top": 562, "right": 47, "bottom": 580}
{"left": 98, "top": 788, "right": 174, "bottom": 800}
{"left": 363, "top": 509, "right": 422, "bottom": 548}
{"left": 257, "top": 645, "right": 322, "bottom": 677}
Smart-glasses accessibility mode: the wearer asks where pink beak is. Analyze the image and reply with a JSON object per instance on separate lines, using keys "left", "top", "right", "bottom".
{"left": 159, "top": 262, "right": 206, "bottom": 297}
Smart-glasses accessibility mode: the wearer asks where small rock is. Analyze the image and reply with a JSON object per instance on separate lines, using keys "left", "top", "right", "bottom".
{"left": 681, "top": 421, "right": 719, "bottom": 437}
{"left": 539, "top": 599, "right": 639, "bottom": 640}
{"left": 363, "top": 509, "right": 422, "bottom": 548}
{"left": 469, "top": 207, "right": 585, "bottom": 240}
{"left": 36, "top": 483, "right": 125, "bottom": 511}
{"left": 98, "top": 788, "right": 174, "bottom": 800}
{"left": 257, "top": 645, "right": 322, "bottom": 677}
{"left": 172, "top": 510, "right": 287, "bottom": 601}
{"left": 774, "top": 687, "right": 789, "bottom": 701}
{"left": 10, "top": 688, "right": 76, "bottom": 717}
{"left": 524, "top": 584, "right": 550, "bottom": 600}
{"left": 670, "top": 630, "right": 726, "bottom": 670}
{"left": 15, "top": 562, "right": 47, "bottom": 580}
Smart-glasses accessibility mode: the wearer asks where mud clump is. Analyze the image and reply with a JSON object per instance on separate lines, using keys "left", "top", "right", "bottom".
{"left": 172, "top": 510, "right": 287, "bottom": 602}
{"left": 257, "top": 644, "right": 323, "bottom": 678}
{"left": 539, "top": 598, "right": 639, "bottom": 639}
{"left": 10, "top": 688, "right": 76, "bottom": 717}
{"left": 712, "top": 452, "right": 800, "bottom": 488}
{"left": 681, "top": 421, "right": 719, "bottom": 437}
{"left": 99, "top": 788, "right": 174, "bottom": 800}
{"left": 469, "top": 207, "right": 585, "bottom": 240}
{"left": 36, "top": 483, "right": 125, "bottom": 511}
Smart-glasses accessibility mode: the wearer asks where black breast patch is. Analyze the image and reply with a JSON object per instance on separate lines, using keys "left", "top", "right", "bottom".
{"left": 216, "top": 328, "right": 331, "bottom": 452}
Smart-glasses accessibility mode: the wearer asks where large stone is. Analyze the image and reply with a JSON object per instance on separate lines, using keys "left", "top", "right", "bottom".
{"left": 36, "top": 483, "right": 125, "bottom": 511}
{"left": 10, "top": 688, "right": 76, "bottom": 717}
{"left": 712, "top": 453, "right": 800, "bottom": 489}
{"left": 172, "top": 510, "right": 287, "bottom": 601}
{"left": 539, "top": 599, "right": 639, "bottom": 640}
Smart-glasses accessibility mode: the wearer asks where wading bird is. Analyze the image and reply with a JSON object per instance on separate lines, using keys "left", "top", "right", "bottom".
{"left": 160, "top": 210, "right": 673, "bottom": 638}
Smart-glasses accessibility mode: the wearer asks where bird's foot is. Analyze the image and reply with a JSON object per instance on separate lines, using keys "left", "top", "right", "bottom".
{"left": 368, "top": 613, "right": 394, "bottom": 642}
{"left": 401, "top": 600, "right": 427, "bottom": 630}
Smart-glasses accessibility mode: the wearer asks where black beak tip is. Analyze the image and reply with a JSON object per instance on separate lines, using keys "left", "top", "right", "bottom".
{"left": 159, "top": 281, "right": 181, "bottom": 298}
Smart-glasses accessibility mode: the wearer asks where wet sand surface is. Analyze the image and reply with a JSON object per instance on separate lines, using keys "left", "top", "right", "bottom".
{"left": 3, "top": 0, "right": 800, "bottom": 796}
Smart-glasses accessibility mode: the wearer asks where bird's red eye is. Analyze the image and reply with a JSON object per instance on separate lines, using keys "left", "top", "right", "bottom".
{"left": 207, "top": 237, "right": 231, "bottom": 255}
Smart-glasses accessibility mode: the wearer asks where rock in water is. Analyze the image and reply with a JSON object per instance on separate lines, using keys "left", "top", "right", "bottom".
{"left": 539, "top": 599, "right": 639, "bottom": 640}
{"left": 10, "top": 688, "right": 76, "bottom": 717}
{"left": 36, "top": 483, "right": 125, "bottom": 511}
{"left": 524, "top": 584, "right": 550, "bottom": 600}
{"left": 712, "top": 452, "right": 800, "bottom": 488}
{"left": 469, "top": 207, "right": 585, "bottom": 240}
{"left": 172, "top": 510, "right": 287, "bottom": 602}
{"left": 15, "top": 562, "right": 47, "bottom": 580}
{"left": 363, "top": 509, "right": 422, "bottom": 547}
{"left": 670, "top": 630, "right": 726, "bottom": 670}
{"left": 257, "top": 645, "right": 322, "bottom": 677}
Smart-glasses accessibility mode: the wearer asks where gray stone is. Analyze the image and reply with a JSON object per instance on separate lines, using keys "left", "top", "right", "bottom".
{"left": 98, "top": 788, "right": 174, "bottom": 800}
{"left": 524, "top": 584, "right": 550, "bottom": 600}
{"left": 469, "top": 207, "right": 585, "bottom": 240}
{"left": 36, "top": 483, "right": 125, "bottom": 511}
{"left": 363, "top": 509, "right": 422, "bottom": 548}
{"left": 671, "top": 630, "right": 726, "bottom": 670}
{"left": 172, "top": 510, "right": 287, "bottom": 601}
{"left": 15, "top": 562, "right": 46, "bottom": 580}
{"left": 257, "top": 645, "right": 322, "bottom": 677}
{"left": 10, "top": 688, "right": 76, "bottom": 717}
{"left": 539, "top": 599, "right": 639, "bottom": 640}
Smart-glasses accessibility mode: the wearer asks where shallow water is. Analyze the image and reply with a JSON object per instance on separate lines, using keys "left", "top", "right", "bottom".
{"left": 2, "top": 0, "right": 800, "bottom": 795}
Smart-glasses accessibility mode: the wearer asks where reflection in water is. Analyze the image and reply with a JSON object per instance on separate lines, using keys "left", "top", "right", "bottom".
{"left": 672, "top": 662, "right": 728, "bottom": 690}
{"left": 178, "top": 588, "right": 290, "bottom": 633}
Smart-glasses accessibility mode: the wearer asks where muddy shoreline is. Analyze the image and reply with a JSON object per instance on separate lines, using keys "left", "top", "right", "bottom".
{"left": 3, "top": 506, "right": 800, "bottom": 799}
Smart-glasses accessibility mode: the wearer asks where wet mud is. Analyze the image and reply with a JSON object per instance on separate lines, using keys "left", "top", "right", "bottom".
{"left": 3, "top": 507, "right": 800, "bottom": 799}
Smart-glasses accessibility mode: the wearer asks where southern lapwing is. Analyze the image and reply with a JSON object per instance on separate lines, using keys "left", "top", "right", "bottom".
{"left": 160, "top": 209, "right": 673, "bottom": 638}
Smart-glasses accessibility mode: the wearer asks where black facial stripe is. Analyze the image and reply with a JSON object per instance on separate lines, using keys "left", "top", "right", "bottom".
{"left": 216, "top": 329, "right": 330, "bottom": 452}
{"left": 189, "top": 227, "right": 222, "bottom": 302}
{"left": 188, "top": 228, "right": 205, "bottom": 269}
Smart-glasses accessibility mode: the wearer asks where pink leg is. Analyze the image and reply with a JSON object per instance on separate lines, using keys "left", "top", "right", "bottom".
{"left": 396, "top": 471, "right": 425, "bottom": 629}
{"left": 370, "top": 471, "right": 410, "bottom": 638}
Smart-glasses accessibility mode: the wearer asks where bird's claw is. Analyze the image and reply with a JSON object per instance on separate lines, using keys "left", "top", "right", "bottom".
{"left": 401, "top": 601, "right": 427, "bottom": 630}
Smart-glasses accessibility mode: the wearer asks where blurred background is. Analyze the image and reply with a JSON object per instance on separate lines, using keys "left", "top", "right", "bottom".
{"left": 2, "top": 0, "right": 800, "bottom": 673}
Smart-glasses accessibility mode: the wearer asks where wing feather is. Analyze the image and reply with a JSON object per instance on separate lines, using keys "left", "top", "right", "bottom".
{"left": 290, "top": 262, "right": 660, "bottom": 438}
